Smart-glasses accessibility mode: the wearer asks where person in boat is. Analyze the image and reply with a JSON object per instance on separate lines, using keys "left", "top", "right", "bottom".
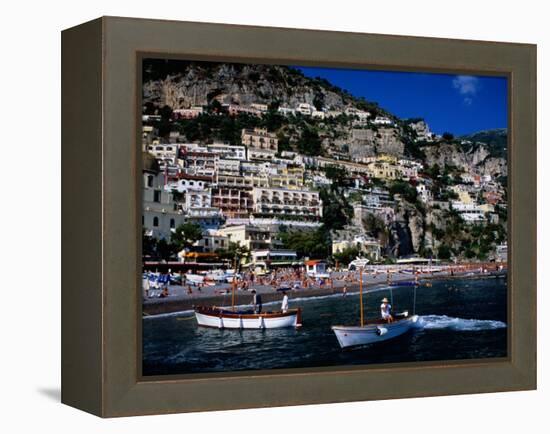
{"left": 380, "top": 297, "right": 394, "bottom": 323}
{"left": 281, "top": 291, "right": 289, "bottom": 313}
{"left": 251, "top": 289, "right": 262, "bottom": 314}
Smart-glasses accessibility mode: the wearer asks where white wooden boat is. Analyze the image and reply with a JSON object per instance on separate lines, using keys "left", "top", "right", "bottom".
{"left": 331, "top": 267, "right": 418, "bottom": 348}
{"left": 332, "top": 313, "right": 418, "bottom": 348}
{"left": 195, "top": 306, "right": 302, "bottom": 329}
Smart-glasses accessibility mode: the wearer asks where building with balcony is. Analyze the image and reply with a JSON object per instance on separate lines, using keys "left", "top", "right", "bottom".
{"left": 211, "top": 187, "right": 253, "bottom": 218}
{"left": 206, "top": 143, "right": 247, "bottom": 160}
{"left": 193, "top": 229, "right": 229, "bottom": 253}
{"left": 251, "top": 187, "right": 322, "bottom": 219}
{"left": 241, "top": 128, "right": 278, "bottom": 152}
{"left": 332, "top": 234, "right": 382, "bottom": 261}
{"left": 185, "top": 207, "right": 224, "bottom": 230}
{"left": 250, "top": 249, "right": 299, "bottom": 268}
{"left": 180, "top": 151, "right": 219, "bottom": 176}
{"left": 216, "top": 173, "right": 269, "bottom": 189}
{"left": 218, "top": 224, "right": 283, "bottom": 251}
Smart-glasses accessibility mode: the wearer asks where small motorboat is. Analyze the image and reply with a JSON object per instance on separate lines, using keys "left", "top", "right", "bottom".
{"left": 332, "top": 313, "right": 418, "bottom": 348}
{"left": 195, "top": 306, "right": 302, "bottom": 329}
{"left": 331, "top": 266, "right": 418, "bottom": 348}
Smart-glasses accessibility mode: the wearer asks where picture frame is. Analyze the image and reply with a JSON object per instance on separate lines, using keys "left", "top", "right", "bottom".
{"left": 61, "top": 16, "right": 536, "bottom": 417}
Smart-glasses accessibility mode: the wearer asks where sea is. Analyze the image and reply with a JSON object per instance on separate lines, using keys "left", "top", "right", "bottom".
{"left": 142, "top": 276, "right": 507, "bottom": 376}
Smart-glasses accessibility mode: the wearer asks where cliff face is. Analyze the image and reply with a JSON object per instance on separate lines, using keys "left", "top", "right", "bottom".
{"left": 422, "top": 142, "right": 506, "bottom": 178}
{"left": 143, "top": 63, "right": 354, "bottom": 110}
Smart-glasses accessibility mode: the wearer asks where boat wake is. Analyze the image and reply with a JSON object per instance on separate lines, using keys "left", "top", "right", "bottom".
{"left": 416, "top": 315, "right": 506, "bottom": 331}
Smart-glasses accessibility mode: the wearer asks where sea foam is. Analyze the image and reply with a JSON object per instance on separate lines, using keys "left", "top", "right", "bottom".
{"left": 417, "top": 315, "right": 507, "bottom": 331}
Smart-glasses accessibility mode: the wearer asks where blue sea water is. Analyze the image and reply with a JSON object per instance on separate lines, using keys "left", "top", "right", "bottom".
{"left": 142, "top": 277, "right": 507, "bottom": 376}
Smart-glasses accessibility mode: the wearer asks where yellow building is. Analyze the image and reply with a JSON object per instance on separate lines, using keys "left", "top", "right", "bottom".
{"left": 366, "top": 160, "right": 400, "bottom": 180}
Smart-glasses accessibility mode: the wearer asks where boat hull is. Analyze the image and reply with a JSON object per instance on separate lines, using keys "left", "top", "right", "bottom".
{"left": 195, "top": 307, "right": 302, "bottom": 329}
{"left": 332, "top": 315, "right": 419, "bottom": 348}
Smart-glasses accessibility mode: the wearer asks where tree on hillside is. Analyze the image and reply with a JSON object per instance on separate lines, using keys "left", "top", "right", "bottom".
{"left": 280, "top": 228, "right": 330, "bottom": 260}
{"left": 389, "top": 180, "right": 418, "bottom": 203}
{"left": 333, "top": 246, "right": 361, "bottom": 266}
{"left": 216, "top": 242, "right": 251, "bottom": 272}
{"left": 171, "top": 223, "right": 203, "bottom": 252}
{"left": 297, "top": 127, "right": 323, "bottom": 156}
{"left": 319, "top": 187, "right": 353, "bottom": 231}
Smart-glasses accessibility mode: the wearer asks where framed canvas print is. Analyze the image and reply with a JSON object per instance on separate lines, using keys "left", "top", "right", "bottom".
{"left": 61, "top": 17, "right": 536, "bottom": 417}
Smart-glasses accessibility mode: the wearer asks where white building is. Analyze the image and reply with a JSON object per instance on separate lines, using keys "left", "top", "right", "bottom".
{"left": 277, "top": 106, "right": 296, "bottom": 116}
{"left": 451, "top": 202, "right": 487, "bottom": 223}
{"left": 145, "top": 143, "right": 178, "bottom": 162}
{"left": 311, "top": 110, "right": 326, "bottom": 119}
{"left": 206, "top": 143, "right": 247, "bottom": 160}
{"left": 296, "top": 103, "right": 315, "bottom": 116}
{"left": 173, "top": 106, "right": 204, "bottom": 119}
{"left": 143, "top": 171, "right": 186, "bottom": 240}
{"left": 164, "top": 175, "right": 210, "bottom": 193}
{"left": 416, "top": 184, "right": 433, "bottom": 203}
{"left": 194, "top": 229, "right": 229, "bottom": 253}
{"left": 373, "top": 116, "right": 393, "bottom": 125}
{"left": 251, "top": 187, "right": 322, "bottom": 218}
{"left": 332, "top": 235, "right": 382, "bottom": 261}
{"left": 250, "top": 103, "right": 269, "bottom": 113}
{"left": 250, "top": 249, "right": 298, "bottom": 268}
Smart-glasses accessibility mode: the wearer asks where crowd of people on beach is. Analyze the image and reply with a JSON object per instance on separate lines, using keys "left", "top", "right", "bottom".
{"left": 142, "top": 262, "right": 507, "bottom": 300}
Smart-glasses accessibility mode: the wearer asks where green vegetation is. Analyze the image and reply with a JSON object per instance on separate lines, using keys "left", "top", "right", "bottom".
{"left": 170, "top": 223, "right": 203, "bottom": 252}
{"left": 319, "top": 187, "right": 353, "bottom": 231}
{"left": 389, "top": 180, "right": 418, "bottom": 203}
{"left": 280, "top": 228, "right": 331, "bottom": 260}
{"left": 216, "top": 242, "right": 251, "bottom": 272}
{"left": 333, "top": 246, "right": 361, "bottom": 266}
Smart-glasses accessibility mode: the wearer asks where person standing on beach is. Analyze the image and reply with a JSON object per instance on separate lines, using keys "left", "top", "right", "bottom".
{"left": 281, "top": 291, "right": 289, "bottom": 313}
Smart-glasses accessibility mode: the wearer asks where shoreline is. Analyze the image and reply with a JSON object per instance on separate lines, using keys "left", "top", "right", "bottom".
{"left": 142, "top": 270, "right": 506, "bottom": 317}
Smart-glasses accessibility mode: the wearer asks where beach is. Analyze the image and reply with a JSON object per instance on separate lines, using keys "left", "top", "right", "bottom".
{"left": 143, "top": 264, "right": 506, "bottom": 316}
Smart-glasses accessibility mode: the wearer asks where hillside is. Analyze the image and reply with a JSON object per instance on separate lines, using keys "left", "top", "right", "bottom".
{"left": 460, "top": 128, "right": 508, "bottom": 159}
{"left": 141, "top": 60, "right": 508, "bottom": 262}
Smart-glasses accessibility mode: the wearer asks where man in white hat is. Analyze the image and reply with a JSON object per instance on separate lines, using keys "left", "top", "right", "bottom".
{"left": 380, "top": 297, "right": 393, "bottom": 323}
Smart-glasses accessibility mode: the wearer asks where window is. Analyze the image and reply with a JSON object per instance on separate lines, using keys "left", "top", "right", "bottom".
{"left": 170, "top": 218, "right": 175, "bottom": 229}
{"left": 153, "top": 216, "right": 159, "bottom": 227}
{"left": 153, "top": 190, "right": 161, "bottom": 203}
{"left": 147, "top": 175, "right": 154, "bottom": 188}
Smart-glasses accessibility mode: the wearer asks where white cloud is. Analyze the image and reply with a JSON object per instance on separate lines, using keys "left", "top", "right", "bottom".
{"left": 452, "top": 75, "right": 480, "bottom": 104}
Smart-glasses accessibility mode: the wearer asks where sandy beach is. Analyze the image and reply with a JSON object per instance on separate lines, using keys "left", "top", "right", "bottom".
{"left": 143, "top": 265, "right": 506, "bottom": 316}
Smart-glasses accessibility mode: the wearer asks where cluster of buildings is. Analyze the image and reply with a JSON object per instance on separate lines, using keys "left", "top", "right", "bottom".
{"left": 448, "top": 175, "right": 505, "bottom": 224}
{"left": 143, "top": 101, "right": 506, "bottom": 268}
{"left": 143, "top": 126, "right": 327, "bottom": 269}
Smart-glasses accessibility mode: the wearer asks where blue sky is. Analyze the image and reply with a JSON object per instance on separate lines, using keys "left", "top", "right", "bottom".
{"left": 296, "top": 66, "right": 508, "bottom": 136}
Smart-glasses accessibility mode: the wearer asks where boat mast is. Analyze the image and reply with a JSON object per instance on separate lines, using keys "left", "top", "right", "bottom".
{"left": 231, "top": 258, "right": 236, "bottom": 311}
{"left": 359, "top": 267, "right": 364, "bottom": 327}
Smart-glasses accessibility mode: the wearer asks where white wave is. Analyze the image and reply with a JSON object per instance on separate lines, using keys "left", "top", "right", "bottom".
{"left": 417, "top": 315, "right": 507, "bottom": 331}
